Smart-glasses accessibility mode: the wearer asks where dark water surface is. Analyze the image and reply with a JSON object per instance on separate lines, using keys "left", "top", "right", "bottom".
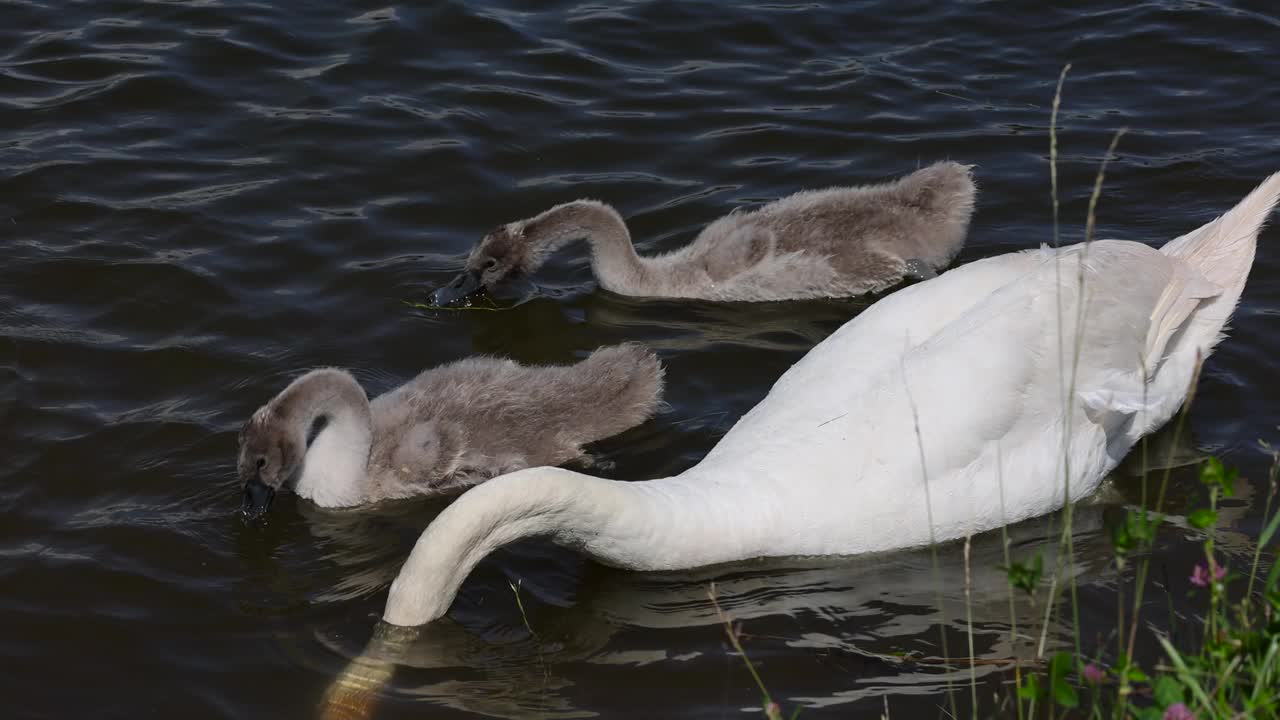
{"left": 4, "top": 1, "right": 1280, "bottom": 718}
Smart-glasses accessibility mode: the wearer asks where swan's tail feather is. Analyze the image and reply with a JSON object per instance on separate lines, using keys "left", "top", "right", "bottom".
{"left": 1158, "top": 170, "right": 1280, "bottom": 354}
{"left": 1083, "top": 173, "right": 1278, "bottom": 436}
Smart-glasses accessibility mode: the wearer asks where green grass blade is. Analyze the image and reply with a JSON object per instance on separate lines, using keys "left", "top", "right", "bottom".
{"left": 1258, "top": 504, "right": 1280, "bottom": 549}
{"left": 1158, "top": 635, "right": 1213, "bottom": 713}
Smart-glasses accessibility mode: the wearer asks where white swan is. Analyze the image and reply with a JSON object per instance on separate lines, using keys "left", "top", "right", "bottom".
{"left": 431, "top": 161, "right": 976, "bottom": 305}
{"left": 384, "top": 171, "right": 1280, "bottom": 626}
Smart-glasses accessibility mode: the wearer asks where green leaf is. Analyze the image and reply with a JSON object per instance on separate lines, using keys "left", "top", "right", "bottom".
{"left": 1200, "top": 456, "right": 1238, "bottom": 496}
{"left": 1200, "top": 456, "right": 1223, "bottom": 486}
{"left": 1135, "top": 707, "right": 1163, "bottom": 720}
{"left": 1130, "top": 510, "right": 1155, "bottom": 544}
{"left": 1188, "top": 508, "right": 1218, "bottom": 530}
{"left": 1004, "top": 553, "right": 1044, "bottom": 596}
{"left": 1111, "top": 515, "right": 1133, "bottom": 553}
{"left": 1017, "top": 672, "right": 1045, "bottom": 701}
{"left": 1153, "top": 675, "right": 1183, "bottom": 708}
{"left": 1049, "top": 652, "right": 1079, "bottom": 708}
{"left": 1110, "top": 510, "right": 1156, "bottom": 555}
{"left": 1125, "top": 665, "right": 1149, "bottom": 683}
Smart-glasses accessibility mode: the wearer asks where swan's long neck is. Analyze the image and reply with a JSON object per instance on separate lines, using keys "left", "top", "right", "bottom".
{"left": 276, "top": 369, "right": 374, "bottom": 507}
{"left": 533, "top": 201, "right": 652, "bottom": 293}
{"left": 382, "top": 466, "right": 770, "bottom": 626}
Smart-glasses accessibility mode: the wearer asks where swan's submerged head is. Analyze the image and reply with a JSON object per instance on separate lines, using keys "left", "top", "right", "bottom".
{"left": 236, "top": 406, "right": 306, "bottom": 520}
{"left": 430, "top": 222, "right": 531, "bottom": 307}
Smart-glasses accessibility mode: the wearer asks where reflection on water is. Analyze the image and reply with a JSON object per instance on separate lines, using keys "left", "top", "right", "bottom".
{"left": 302, "top": 497, "right": 1118, "bottom": 719}
{"left": 300, "top": 499, "right": 456, "bottom": 605}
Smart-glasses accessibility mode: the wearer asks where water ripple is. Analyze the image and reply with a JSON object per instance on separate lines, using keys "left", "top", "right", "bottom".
{"left": 3, "top": 0, "right": 1280, "bottom": 718}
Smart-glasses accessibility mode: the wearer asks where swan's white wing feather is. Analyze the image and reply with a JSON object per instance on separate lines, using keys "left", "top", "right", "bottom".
{"left": 907, "top": 241, "right": 1215, "bottom": 484}
{"left": 1144, "top": 263, "right": 1220, "bottom": 366}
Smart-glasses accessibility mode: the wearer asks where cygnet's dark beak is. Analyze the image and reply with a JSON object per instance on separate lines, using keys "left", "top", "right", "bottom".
{"left": 241, "top": 474, "right": 276, "bottom": 521}
{"left": 430, "top": 269, "right": 484, "bottom": 307}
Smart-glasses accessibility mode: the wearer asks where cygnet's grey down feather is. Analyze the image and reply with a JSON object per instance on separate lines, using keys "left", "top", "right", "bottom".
{"left": 236, "top": 343, "right": 664, "bottom": 513}
{"left": 432, "top": 161, "right": 976, "bottom": 305}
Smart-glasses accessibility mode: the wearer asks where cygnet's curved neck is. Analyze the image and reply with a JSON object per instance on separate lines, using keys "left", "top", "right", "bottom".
{"left": 276, "top": 369, "right": 374, "bottom": 507}
{"left": 383, "top": 466, "right": 772, "bottom": 626}
{"left": 535, "top": 201, "right": 651, "bottom": 293}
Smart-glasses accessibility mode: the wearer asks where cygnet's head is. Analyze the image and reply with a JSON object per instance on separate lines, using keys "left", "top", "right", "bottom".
{"left": 430, "top": 221, "right": 537, "bottom": 307}
{"left": 430, "top": 201, "right": 615, "bottom": 307}
{"left": 236, "top": 406, "right": 306, "bottom": 521}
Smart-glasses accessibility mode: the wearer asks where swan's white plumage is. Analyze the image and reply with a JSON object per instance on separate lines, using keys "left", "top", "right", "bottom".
{"left": 384, "top": 171, "right": 1280, "bottom": 627}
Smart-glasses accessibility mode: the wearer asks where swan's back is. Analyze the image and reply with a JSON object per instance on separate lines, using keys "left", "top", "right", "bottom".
{"left": 675, "top": 247, "right": 1159, "bottom": 553}
{"left": 684, "top": 165, "right": 1280, "bottom": 555}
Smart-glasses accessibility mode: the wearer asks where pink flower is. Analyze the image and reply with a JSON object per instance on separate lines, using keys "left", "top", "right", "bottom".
{"left": 1187, "top": 563, "right": 1208, "bottom": 586}
{"left": 1190, "top": 560, "right": 1228, "bottom": 587}
{"left": 1163, "top": 702, "right": 1195, "bottom": 720}
{"left": 1082, "top": 663, "right": 1105, "bottom": 684}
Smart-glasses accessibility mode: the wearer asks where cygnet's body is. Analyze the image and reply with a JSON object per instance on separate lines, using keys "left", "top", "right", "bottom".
{"left": 236, "top": 344, "right": 664, "bottom": 516}
{"left": 432, "top": 161, "right": 977, "bottom": 305}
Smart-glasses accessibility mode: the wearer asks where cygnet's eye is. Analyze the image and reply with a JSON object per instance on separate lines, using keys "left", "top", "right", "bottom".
{"left": 256, "top": 457, "right": 266, "bottom": 469}
{"left": 483, "top": 257, "right": 499, "bottom": 271}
